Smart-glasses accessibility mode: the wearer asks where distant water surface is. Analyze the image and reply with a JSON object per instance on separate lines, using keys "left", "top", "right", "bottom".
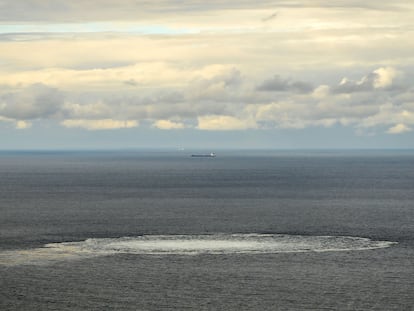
{"left": 0, "top": 150, "right": 413, "bottom": 310}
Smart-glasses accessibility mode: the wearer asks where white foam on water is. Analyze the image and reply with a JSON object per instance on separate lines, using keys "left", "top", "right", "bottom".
{"left": 0, "top": 234, "right": 397, "bottom": 266}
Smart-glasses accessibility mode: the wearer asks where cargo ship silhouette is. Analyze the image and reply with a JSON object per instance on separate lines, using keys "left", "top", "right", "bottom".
{"left": 191, "top": 153, "right": 216, "bottom": 158}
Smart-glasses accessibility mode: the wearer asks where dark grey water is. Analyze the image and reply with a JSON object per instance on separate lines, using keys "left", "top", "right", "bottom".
{"left": 1, "top": 150, "right": 413, "bottom": 310}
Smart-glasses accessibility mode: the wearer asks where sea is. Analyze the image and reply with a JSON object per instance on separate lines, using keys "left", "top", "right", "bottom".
{"left": 0, "top": 150, "right": 413, "bottom": 310}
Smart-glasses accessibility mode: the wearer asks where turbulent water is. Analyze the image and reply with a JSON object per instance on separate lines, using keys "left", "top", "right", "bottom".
{"left": 0, "top": 234, "right": 397, "bottom": 266}
{"left": 0, "top": 150, "right": 413, "bottom": 310}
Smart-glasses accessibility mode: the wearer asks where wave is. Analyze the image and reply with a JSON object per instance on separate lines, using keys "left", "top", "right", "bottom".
{"left": 0, "top": 234, "right": 397, "bottom": 266}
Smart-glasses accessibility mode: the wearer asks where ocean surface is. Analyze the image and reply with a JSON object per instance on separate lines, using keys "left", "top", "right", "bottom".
{"left": 0, "top": 150, "right": 413, "bottom": 310}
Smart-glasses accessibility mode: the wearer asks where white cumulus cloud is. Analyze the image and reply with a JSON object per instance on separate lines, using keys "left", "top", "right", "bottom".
{"left": 197, "top": 115, "right": 256, "bottom": 131}
{"left": 153, "top": 120, "right": 185, "bottom": 130}
{"left": 15, "top": 120, "right": 32, "bottom": 129}
{"left": 373, "top": 67, "right": 398, "bottom": 88}
{"left": 387, "top": 123, "right": 411, "bottom": 134}
{"left": 61, "top": 119, "right": 138, "bottom": 130}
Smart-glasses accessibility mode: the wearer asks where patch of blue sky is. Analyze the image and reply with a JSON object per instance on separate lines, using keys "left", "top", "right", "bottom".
{"left": 0, "top": 22, "right": 198, "bottom": 35}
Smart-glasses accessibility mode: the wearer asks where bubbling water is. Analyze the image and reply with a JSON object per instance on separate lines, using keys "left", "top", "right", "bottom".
{"left": 0, "top": 234, "right": 397, "bottom": 266}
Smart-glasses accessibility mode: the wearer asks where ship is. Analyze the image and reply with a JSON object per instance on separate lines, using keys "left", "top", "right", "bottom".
{"left": 191, "top": 152, "right": 216, "bottom": 158}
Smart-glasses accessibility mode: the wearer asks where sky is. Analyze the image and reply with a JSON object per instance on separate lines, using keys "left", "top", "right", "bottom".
{"left": 1, "top": 0, "right": 414, "bottom": 149}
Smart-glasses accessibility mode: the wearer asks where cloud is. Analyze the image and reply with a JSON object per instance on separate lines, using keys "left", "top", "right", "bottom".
{"left": 15, "top": 120, "right": 32, "bottom": 129}
{"left": 331, "top": 67, "right": 399, "bottom": 94}
{"left": 252, "top": 100, "right": 339, "bottom": 129}
{"left": 0, "top": 1, "right": 409, "bottom": 23}
{"left": 0, "top": 1, "right": 279, "bottom": 22}
{"left": 188, "top": 68, "right": 243, "bottom": 101}
{"left": 63, "top": 101, "right": 115, "bottom": 119}
{"left": 0, "top": 0, "right": 413, "bottom": 143}
{"left": 257, "top": 75, "right": 314, "bottom": 94}
{"left": 0, "top": 116, "right": 31, "bottom": 129}
{"left": 61, "top": 119, "right": 138, "bottom": 130}
{"left": 0, "top": 64, "right": 413, "bottom": 137}
{"left": 387, "top": 123, "right": 411, "bottom": 134}
{"left": 332, "top": 76, "right": 375, "bottom": 94}
{"left": 153, "top": 120, "right": 185, "bottom": 130}
{"left": 123, "top": 79, "right": 139, "bottom": 87}
{"left": 262, "top": 12, "right": 278, "bottom": 22}
{"left": 373, "top": 67, "right": 398, "bottom": 88}
{"left": 0, "top": 84, "right": 63, "bottom": 119}
{"left": 197, "top": 115, "right": 256, "bottom": 131}
{"left": 312, "top": 85, "right": 330, "bottom": 99}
